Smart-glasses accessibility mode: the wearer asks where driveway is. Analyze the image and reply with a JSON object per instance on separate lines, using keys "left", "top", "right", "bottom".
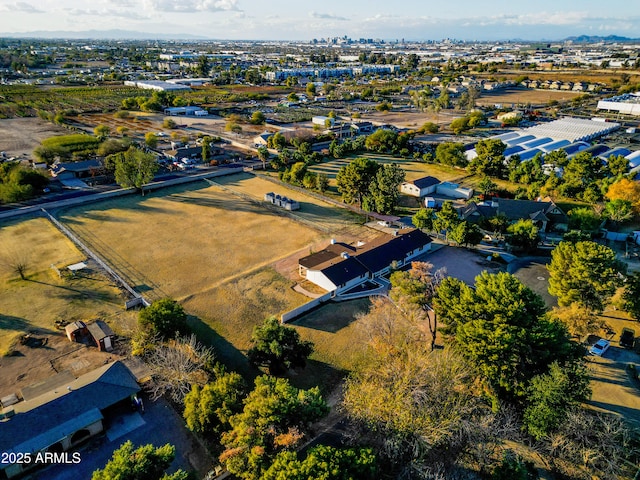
{"left": 586, "top": 345, "right": 640, "bottom": 425}
{"left": 420, "top": 244, "right": 505, "bottom": 285}
{"left": 508, "top": 256, "right": 557, "bottom": 308}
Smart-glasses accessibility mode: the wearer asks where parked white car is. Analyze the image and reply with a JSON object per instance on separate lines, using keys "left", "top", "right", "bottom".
{"left": 589, "top": 338, "right": 610, "bottom": 356}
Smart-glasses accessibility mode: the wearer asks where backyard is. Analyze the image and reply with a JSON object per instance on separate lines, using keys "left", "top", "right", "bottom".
{"left": 0, "top": 217, "right": 127, "bottom": 356}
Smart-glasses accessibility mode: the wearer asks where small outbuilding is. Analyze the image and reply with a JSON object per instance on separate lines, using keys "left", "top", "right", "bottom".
{"left": 65, "top": 321, "right": 88, "bottom": 342}
{"left": 400, "top": 176, "right": 440, "bottom": 197}
{"left": 86, "top": 321, "right": 115, "bottom": 352}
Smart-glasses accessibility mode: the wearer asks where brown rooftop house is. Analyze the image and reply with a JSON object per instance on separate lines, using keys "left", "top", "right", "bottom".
{"left": 87, "top": 320, "right": 115, "bottom": 351}
{"left": 64, "top": 321, "right": 88, "bottom": 342}
{"left": 299, "top": 229, "right": 433, "bottom": 293}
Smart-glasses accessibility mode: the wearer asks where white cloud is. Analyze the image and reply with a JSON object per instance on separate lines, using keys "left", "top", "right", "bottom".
{"left": 309, "top": 11, "right": 349, "bottom": 21}
{"left": 66, "top": 7, "right": 150, "bottom": 20}
{"left": 142, "top": 0, "right": 242, "bottom": 13}
{"left": 0, "top": 1, "right": 43, "bottom": 13}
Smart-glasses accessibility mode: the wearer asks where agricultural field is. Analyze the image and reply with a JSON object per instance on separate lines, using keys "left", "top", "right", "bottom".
{"left": 0, "top": 84, "right": 150, "bottom": 119}
{"left": 0, "top": 217, "right": 127, "bottom": 356}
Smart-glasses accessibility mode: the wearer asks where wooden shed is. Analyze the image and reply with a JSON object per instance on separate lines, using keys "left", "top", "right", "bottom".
{"left": 65, "top": 321, "right": 88, "bottom": 342}
{"left": 86, "top": 321, "right": 115, "bottom": 352}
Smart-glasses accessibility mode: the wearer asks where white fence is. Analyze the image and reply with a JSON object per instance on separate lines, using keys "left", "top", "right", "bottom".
{"left": 281, "top": 291, "right": 333, "bottom": 323}
{"left": 41, "top": 208, "right": 150, "bottom": 309}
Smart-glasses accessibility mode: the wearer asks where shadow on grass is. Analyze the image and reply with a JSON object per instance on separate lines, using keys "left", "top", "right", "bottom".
{"left": 287, "top": 358, "right": 346, "bottom": 393}
{"left": 26, "top": 278, "right": 115, "bottom": 304}
{"left": 292, "top": 298, "right": 371, "bottom": 334}
{"left": 0, "top": 314, "right": 29, "bottom": 332}
{"left": 187, "top": 314, "right": 258, "bottom": 383}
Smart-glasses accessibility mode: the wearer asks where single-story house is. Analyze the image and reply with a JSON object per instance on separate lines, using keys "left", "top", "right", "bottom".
{"left": 461, "top": 197, "right": 569, "bottom": 232}
{"left": 400, "top": 176, "right": 440, "bottom": 197}
{"left": 299, "top": 229, "right": 433, "bottom": 293}
{"left": 86, "top": 320, "right": 116, "bottom": 352}
{"left": 166, "top": 146, "right": 202, "bottom": 162}
{"left": 0, "top": 362, "right": 140, "bottom": 479}
{"left": 50, "top": 159, "right": 103, "bottom": 179}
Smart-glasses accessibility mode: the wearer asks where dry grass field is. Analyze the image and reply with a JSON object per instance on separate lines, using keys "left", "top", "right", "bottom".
{"left": 475, "top": 88, "right": 583, "bottom": 107}
{"left": 214, "top": 172, "right": 370, "bottom": 237}
{"left": 57, "top": 180, "right": 364, "bottom": 377}
{"left": 58, "top": 181, "right": 322, "bottom": 301}
{"left": 0, "top": 217, "right": 126, "bottom": 355}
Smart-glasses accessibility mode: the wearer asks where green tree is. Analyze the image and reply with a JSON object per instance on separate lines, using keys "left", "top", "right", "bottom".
{"left": 506, "top": 219, "right": 540, "bottom": 252}
{"left": 183, "top": 369, "right": 246, "bottom": 436}
{"left": 144, "top": 132, "right": 158, "bottom": 148}
{"left": 449, "top": 220, "right": 483, "bottom": 247}
{"left": 567, "top": 207, "right": 602, "bottom": 231}
{"left": 220, "top": 376, "right": 328, "bottom": 480}
{"left": 316, "top": 173, "right": 329, "bottom": 192}
{"left": 247, "top": 317, "right": 314, "bottom": 375}
{"left": 364, "top": 129, "right": 398, "bottom": 153}
{"left": 267, "top": 131, "right": 287, "bottom": 151}
{"left": 492, "top": 451, "right": 536, "bottom": 480}
{"left": 450, "top": 116, "right": 470, "bottom": 135}
{"left": 305, "top": 82, "right": 316, "bottom": 96}
{"left": 366, "top": 163, "right": 406, "bottom": 214}
{"left": 478, "top": 176, "right": 497, "bottom": 197}
{"left": 604, "top": 198, "right": 634, "bottom": 226}
{"left": 523, "top": 361, "right": 591, "bottom": 440}
{"left": 94, "top": 124, "right": 110, "bottom": 140}
{"left": 263, "top": 446, "right": 377, "bottom": 480}
{"left": 623, "top": 272, "right": 640, "bottom": 320}
{"left": 548, "top": 241, "right": 625, "bottom": 311}
{"left": 435, "top": 272, "right": 576, "bottom": 400}
{"left": 412, "top": 208, "right": 436, "bottom": 231}
{"left": 420, "top": 121, "right": 439, "bottom": 134}
{"left": 256, "top": 146, "right": 269, "bottom": 169}
{"left": 433, "top": 201, "right": 460, "bottom": 241}
{"left": 109, "top": 147, "right": 158, "bottom": 194}
{"left": 250, "top": 111, "right": 266, "bottom": 125}
{"left": 469, "top": 139, "right": 506, "bottom": 178}
{"left": 336, "top": 157, "right": 380, "bottom": 206}
{"left": 605, "top": 154, "right": 629, "bottom": 177}
{"left": 201, "top": 136, "right": 212, "bottom": 163}
{"left": 92, "top": 441, "right": 187, "bottom": 480}
{"left": 163, "top": 118, "right": 177, "bottom": 129}
{"left": 375, "top": 101, "right": 391, "bottom": 112}
{"left": 196, "top": 55, "right": 210, "bottom": 77}
{"left": 435, "top": 142, "right": 467, "bottom": 167}
{"left": 138, "top": 298, "right": 188, "bottom": 339}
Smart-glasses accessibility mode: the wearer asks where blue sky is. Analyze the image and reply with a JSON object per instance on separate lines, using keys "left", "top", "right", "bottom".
{"left": 0, "top": 0, "right": 639, "bottom": 40}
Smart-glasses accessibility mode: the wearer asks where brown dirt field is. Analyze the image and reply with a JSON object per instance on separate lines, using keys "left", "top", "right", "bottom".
{"left": 0, "top": 332, "right": 126, "bottom": 402}
{"left": 363, "top": 110, "right": 453, "bottom": 129}
{"left": 475, "top": 88, "right": 583, "bottom": 107}
{"left": 0, "top": 217, "right": 133, "bottom": 398}
{"left": 0, "top": 118, "right": 68, "bottom": 159}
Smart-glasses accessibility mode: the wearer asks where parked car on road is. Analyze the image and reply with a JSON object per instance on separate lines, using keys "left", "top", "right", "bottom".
{"left": 589, "top": 338, "right": 610, "bottom": 356}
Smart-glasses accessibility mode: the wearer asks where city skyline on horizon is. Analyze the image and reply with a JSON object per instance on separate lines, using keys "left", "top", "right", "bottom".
{"left": 0, "top": 0, "right": 639, "bottom": 42}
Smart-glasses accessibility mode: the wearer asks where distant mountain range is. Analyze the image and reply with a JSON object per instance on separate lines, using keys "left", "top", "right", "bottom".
{"left": 564, "top": 35, "right": 640, "bottom": 43}
{"left": 1, "top": 29, "right": 209, "bottom": 40}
